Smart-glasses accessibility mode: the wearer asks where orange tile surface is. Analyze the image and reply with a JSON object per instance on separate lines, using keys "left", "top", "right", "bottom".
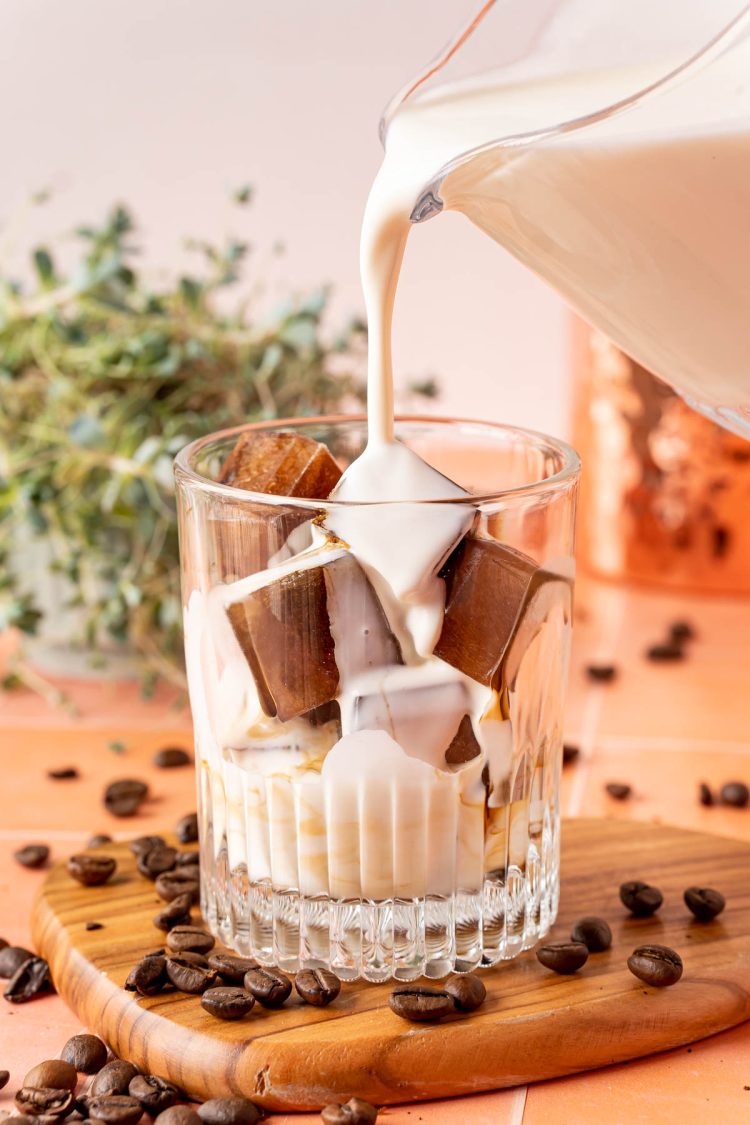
{"left": 2, "top": 577, "right": 750, "bottom": 1124}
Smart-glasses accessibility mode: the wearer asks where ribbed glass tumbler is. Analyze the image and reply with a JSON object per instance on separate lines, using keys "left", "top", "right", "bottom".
{"left": 175, "top": 416, "right": 579, "bottom": 981}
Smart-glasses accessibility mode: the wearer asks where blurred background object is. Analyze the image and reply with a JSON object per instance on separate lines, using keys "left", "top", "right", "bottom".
{"left": 572, "top": 318, "right": 750, "bottom": 594}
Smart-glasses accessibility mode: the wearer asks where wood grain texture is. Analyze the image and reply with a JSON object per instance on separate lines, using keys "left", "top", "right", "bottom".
{"left": 31, "top": 819, "right": 750, "bottom": 1112}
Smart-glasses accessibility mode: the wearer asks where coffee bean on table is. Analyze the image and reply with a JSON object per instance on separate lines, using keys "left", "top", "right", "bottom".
{"left": 0, "top": 944, "right": 34, "bottom": 977}
{"left": 48, "top": 767, "right": 80, "bottom": 780}
{"left": 88, "top": 1095, "right": 144, "bottom": 1125}
{"left": 68, "top": 854, "right": 117, "bottom": 887}
{"left": 4, "top": 956, "right": 53, "bottom": 1002}
{"left": 155, "top": 869, "right": 200, "bottom": 904}
{"left": 86, "top": 920, "right": 105, "bottom": 931}
{"left": 720, "top": 781, "right": 749, "bottom": 808}
{"left": 24, "top": 1061, "right": 78, "bottom": 1091}
{"left": 88, "top": 834, "right": 114, "bottom": 848}
{"left": 137, "top": 846, "right": 178, "bottom": 880}
{"left": 321, "top": 1097, "right": 378, "bottom": 1125}
{"left": 15, "top": 1087, "right": 74, "bottom": 1118}
{"left": 586, "top": 664, "right": 617, "bottom": 683}
{"left": 153, "top": 894, "right": 193, "bottom": 933}
{"left": 201, "top": 986, "right": 255, "bottom": 1021}
{"left": 684, "top": 886, "right": 726, "bottom": 922}
{"left": 14, "top": 844, "right": 50, "bottom": 869}
{"left": 619, "top": 880, "right": 663, "bottom": 917}
{"left": 388, "top": 985, "right": 455, "bottom": 1022}
{"left": 0, "top": 1069, "right": 9, "bottom": 1090}
{"left": 698, "top": 783, "right": 714, "bottom": 807}
{"left": 104, "top": 779, "right": 149, "bottom": 817}
{"left": 128, "top": 1075, "right": 180, "bottom": 1115}
{"left": 627, "top": 944, "right": 683, "bottom": 987}
{"left": 166, "top": 956, "right": 219, "bottom": 994}
{"left": 646, "top": 643, "right": 684, "bottom": 662}
{"left": 243, "top": 965, "right": 292, "bottom": 1008}
{"left": 197, "top": 1097, "right": 262, "bottom": 1125}
{"left": 91, "top": 1061, "right": 140, "bottom": 1097}
{"left": 571, "top": 916, "right": 612, "bottom": 953}
{"left": 153, "top": 747, "right": 192, "bottom": 769}
{"left": 166, "top": 926, "right": 215, "bottom": 955}
{"left": 207, "top": 953, "right": 258, "bottom": 984}
{"left": 175, "top": 813, "right": 198, "bottom": 845}
{"left": 125, "top": 955, "right": 168, "bottom": 997}
{"left": 175, "top": 852, "right": 200, "bottom": 868}
{"left": 604, "top": 782, "right": 631, "bottom": 800}
{"left": 129, "top": 835, "right": 166, "bottom": 858}
{"left": 61, "top": 1033, "right": 108, "bottom": 1074}
{"left": 536, "top": 941, "right": 589, "bottom": 974}
{"left": 154, "top": 1107, "right": 202, "bottom": 1125}
{"left": 670, "top": 621, "right": 695, "bottom": 643}
{"left": 295, "top": 968, "right": 341, "bottom": 1007}
{"left": 562, "top": 743, "right": 580, "bottom": 766}
{"left": 444, "top": 972, "right": 486, "bottom": 1012}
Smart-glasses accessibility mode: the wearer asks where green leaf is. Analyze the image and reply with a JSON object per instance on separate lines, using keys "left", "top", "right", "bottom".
{"left": 32, "top": 247, "right": 55, "bottom": 285}
{"left": 232, "top": 184, "right": 253, "bottom": 205}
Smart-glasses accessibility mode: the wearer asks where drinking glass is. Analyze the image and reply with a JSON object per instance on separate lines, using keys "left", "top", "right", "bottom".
{"left": 175, "top": 417, "right": 579, "bottom": 981}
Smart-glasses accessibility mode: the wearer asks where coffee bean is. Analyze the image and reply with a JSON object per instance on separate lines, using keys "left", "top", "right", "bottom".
{"left": 720, "top": 781, "right": 749, "bottom": 808}
{"left": 165, "top": 950, "right": 206, "bottom": 967}
{"left": 125, "top": 955, "right": 168, "bottom": 997}
{"left": 154, "top": 1108, "right": 201, "bottom": 1125}
{"left": 137, "top": 847, "right": 178, "bottom": 881}
{"left": 155, "top": 870, "right": 200, "bottom": 904}
{"left": 536, "top": 941, "right": 589, "bottom": 974}
{"left": 85, "top": 921, "right": 104, "bottom": 932}
{"left": 175, "top": 813, "right": 198, "bottom": 845}
{"left": 444, "top": 972, "right": 486, "bottom": 1012}
{"left": 646, "top": 643, "right": 684, "bottom": 662}
{"left": 153, "top": 748, "right": 192, "bottom": 769}
{"left": 104, "top": 780, "right": 148, "bottom": 818}
{"left": 14, "top": 844, "right": 50, "bottom": 869}
{"left": 24, "top": 1062, "right": 77, "bottom": 1092}
{"left": 68, "top": 855, "right": 117, "bottom": 887}
{"left": 562, "top": 743, "right": 580, "bottom": 767}
{"left": 627, "top": 944, "right": 683, "bottom": 987}
{"left": 0, "top": 944, "right": 34, "bottom": 977}
{"left": 241, "top": 965, "right": 291, "bottom": 1008}
{"left": 585, "top": 664, "right": 617, "bottom": 683}
{"left": 201, "top": 986, "right": 255, "bottom": 1021}
{"left": 165, "top": 926, "right": 215, "bottom": 955}
{"left": 0, "top": 936, "right": 7, "bottom": 950}
{"left": 571, "top": 916, "right": 612, "bottom": 953}
{"left": 87, "top": 835, "right": 113, "bottom": 849}
{"left": 15, "top": 1088, "right": 74, "bottom": 1118}
{"left": 61, "top": 1034, "right": 108, "bottom": 1074}
{"left": 619, "top": 880, "right": 663, "bottom": 917}
{"left": 128, "top": 1076, "right": 179, "bottom": 1116}
{"left": 129, "top": 836, "right": 166, "bottom": 858}
{"left": 207, "top": 953, "right": 257, "bottom": 984}
{"left": 320, "top": 1098, "right": 378, "bottom": 1125}
{"left": 196, "top": 1098, "right": 261, "bottom": 1125}
{"left": 388, "top": 985, "right": 455, "bottom": 1022}
{"left": 684, "top": 886, "right": 726, "bottom": 922}
{"left": 294, "top": 968, "right": 341, "bottom": 1007}
{"left": 165, "top": 957, "right": 219, "bottom": 994}
{"left": 153, "top": 894, "right": 193, "bottom": 933}
{"left": 47, "top": 768, "right": 80, "bottom": 780}
{"left": 698, "top": 783, "right": 714, "bottom": 807}
{"left": 175, "top": 852, "right": 199, "bottom": 869}
{"left": 90, "top": 1062, "right": 140, "bottom": 1098}
{"left": 605, "top": 782, "right": 632, "bottom": 800}
{"left": 87, "top": 1096, "right": 143, "bottom": 1125}
{"left": 670, "top": 621, "right": 695, "bottom": 643}
{"left": 4, "top": 956, "right": 53, "bottom": 1002}
{"left": 0, "top": 1069, "right": 9, "bottom": 1090}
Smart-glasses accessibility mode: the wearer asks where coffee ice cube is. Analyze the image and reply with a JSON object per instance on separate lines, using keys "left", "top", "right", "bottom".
{"left": 225, "top": 549, "right": 402, "bottom": 722}
{"left": 219, "top": 430, "right": 342, "bottom": 498}
{"left": 434, "top": 538, "right": 542, "bottom": 688}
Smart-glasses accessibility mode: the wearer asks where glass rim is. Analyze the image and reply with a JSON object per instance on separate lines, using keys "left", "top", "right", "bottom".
{"left": 173, "top": 413, "right": 581, "bottom": 508}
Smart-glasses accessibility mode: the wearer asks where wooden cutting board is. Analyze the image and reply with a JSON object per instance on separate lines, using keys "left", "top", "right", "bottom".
{"left": 32, "top": 818, "right": 750, "bottom": 1113}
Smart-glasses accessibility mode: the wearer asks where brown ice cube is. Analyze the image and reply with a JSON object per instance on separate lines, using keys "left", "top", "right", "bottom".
{"left": 218, "top": 430, "right": 342, "bottom": 498}
{"left": 434, "top": 538, "right": 541, "bottom": 688}
{"left": 226, "top": 551, "right": 401, "bottom": 722}
{"left": 206, "top": 500, "right": 307, "bottom": 583}
{"left": 444, "top": 714, "right": 481, "bottom": 767}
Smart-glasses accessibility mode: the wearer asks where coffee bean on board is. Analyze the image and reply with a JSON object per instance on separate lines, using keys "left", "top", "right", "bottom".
{"left": 684, "top": 886, "right": 726, "bottom": 922}
{"left": 294, "top": 968, "right": 341, "bottom": 1007}
{"left": 627, "top": 944, "right": 683, "bottom": 987}
{"left": 388, "top": 985, "right": 455, "bottom": 1022}
{"left": 129, "top": 836, "right": 166, "bottom": 858}
{"left": 137, "top": 846, "right": 178, "bottom": 881}
{"left": 720, "top": 781, "right": 749, "bottom": 808}
{"left": 153, "top": 894, "right": 193, "bottom": 933}
{"left": 207, "top": 953, "right": 258, "bottom": 985}
{"left": 68, "top": 854, "right": 117, "bottom": 887}
{"left": 619, "top": 880, "right": 663, "bottom": 917}
{"left": 155, "top": 870, "right": 200, "bottom": 905}
{"left": 243, "top": 966, "right": 292, "bottom": 1008}
{"left": 201, "top": 987, "right": 255, "bottom": 1021}
{"left": 570, "top": 916, "right": 612, "bottom": 953}
{"left": 166, "top": 926, "right": 215, "bottom": 955}
{"left": 175, "top": 813, "right": 198, "bottom": 844}
{"left": 444, "top": 972, "right": 486, "bottom": 1012}
{"left": 646, "top": 643, "right": 684, "bottom": 662}
{"left": 604, "top": 783, "right": 631, "bottom": 800}
{"left": 125, "top": 956, "right": 168, "bottom": 997}
{"left": 165, "top": 957, "right": 219, "bottom": 994}
{"left": 536, "top": 941, "right": 589, "bottom": 974}
{"left": 196, "top": 1098, "right": 262, "bottom": 1125}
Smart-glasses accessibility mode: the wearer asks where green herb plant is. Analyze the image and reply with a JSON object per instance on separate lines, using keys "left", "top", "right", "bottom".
{"left": 0, "top": 196, "right": 389, "bottom": 698}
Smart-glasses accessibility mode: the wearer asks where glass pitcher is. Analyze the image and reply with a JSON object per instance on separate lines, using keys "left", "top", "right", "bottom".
{"left": 381, "top": 0, "right": 750, "bottom": 438}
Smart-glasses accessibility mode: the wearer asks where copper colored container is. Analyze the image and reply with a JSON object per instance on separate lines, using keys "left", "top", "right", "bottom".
{"left": 572, "top": 318, "right": 750, "bottom": 594}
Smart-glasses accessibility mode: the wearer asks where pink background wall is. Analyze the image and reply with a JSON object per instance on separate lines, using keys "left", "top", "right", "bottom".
{"left": 0, "top": 0, "right": 569, "bottom": 436}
